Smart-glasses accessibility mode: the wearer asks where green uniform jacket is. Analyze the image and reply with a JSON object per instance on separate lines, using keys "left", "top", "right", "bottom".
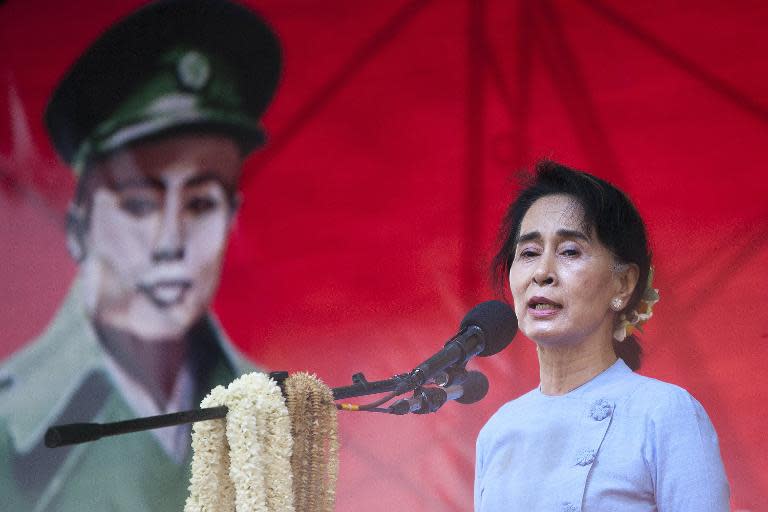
{"left": 0, "top": 283, "right": 254, "bottom": 511}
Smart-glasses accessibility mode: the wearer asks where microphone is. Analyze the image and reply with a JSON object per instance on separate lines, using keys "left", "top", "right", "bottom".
{"left": 389, "top": 371, "right": 490, "bottom": 415}
{"left": 406, "top": 300, "right": 517, "bottom": 389}
{"left": 452, "top": 370, "right": 490, "bottom": 405}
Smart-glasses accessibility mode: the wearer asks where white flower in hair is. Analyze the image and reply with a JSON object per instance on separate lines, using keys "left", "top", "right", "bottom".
{"left": 613, "top": 267, "right": 660, "bottom": 342}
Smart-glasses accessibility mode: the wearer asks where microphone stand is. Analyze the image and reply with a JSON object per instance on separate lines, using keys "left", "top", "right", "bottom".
{"left": 45, "top": 370, "right": 416, "bottom": 448}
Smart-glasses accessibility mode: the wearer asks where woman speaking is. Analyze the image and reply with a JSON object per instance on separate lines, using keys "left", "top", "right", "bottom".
{"left": 474, "top": 161, "right": 729, "bottom": 511}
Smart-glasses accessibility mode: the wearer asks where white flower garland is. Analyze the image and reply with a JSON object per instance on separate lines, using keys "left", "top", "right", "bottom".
{"left": 185, "top": 373, "right": 294, "bottom": 512}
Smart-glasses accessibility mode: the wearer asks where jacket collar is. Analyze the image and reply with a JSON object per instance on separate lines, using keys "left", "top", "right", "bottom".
{"left": 0, "top": 278, "right": 251, "bottom": 453}
{"left": 0, "top": 281, "right": 105, "bottom": 453}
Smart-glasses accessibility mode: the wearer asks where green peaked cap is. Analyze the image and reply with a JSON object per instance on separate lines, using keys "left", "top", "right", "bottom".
{"left": 44, "top": 0, "right": 282, "bottom": 173}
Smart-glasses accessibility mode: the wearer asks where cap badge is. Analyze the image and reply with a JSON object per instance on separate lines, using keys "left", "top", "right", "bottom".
{"left": 176, "top": 51, "right": 211, "bottom": 92}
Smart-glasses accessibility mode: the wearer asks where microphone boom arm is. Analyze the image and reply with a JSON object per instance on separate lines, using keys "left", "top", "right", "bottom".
{"left": 46, "top": 371, "right": 415, "bottom": 448}
{"left": 45, "top": 300, "right": 515, "bottom": 448}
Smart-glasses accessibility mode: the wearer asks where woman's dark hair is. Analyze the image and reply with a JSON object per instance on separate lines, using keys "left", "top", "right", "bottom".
{"left": 492, "top": 160, "right": 651, "bottom": 370}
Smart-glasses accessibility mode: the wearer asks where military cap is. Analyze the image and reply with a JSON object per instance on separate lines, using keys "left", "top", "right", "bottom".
{"left": 44, "top": 0, "right": 282, "bottom": 172}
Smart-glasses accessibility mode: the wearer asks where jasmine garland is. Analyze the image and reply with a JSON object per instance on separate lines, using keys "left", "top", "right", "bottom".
{"left": 185, "top": 372, "right": 339, "bottom": 512}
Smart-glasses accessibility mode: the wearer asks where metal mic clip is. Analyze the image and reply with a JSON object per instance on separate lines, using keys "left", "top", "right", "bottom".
{"left": 429, "top": 365, "right": 469, "bottom": 388}
{"left": 388, "top": 386, "right": 448, "bottom": 415}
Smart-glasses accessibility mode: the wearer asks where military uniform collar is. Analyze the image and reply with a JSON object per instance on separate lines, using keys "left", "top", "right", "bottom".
{"left": 0, "top": 280, "right": 105, "bottom": 453}
{"left": 0, "top": 278, "right": 250, "bottom": 453}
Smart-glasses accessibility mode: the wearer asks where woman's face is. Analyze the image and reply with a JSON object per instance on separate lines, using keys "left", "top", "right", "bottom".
{"left": 508, "top": 194, "right": 628, "bottom": 348}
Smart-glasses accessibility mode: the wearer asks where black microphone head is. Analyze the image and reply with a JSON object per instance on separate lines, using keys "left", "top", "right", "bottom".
{"left": 455, "top": 371, "right": 489, "bottom": 405}
{"left": 459, "top": 300, "right": 517, "bottom": 356}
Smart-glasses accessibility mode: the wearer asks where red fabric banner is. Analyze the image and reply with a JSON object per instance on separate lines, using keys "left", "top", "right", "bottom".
{"left": 2, "top": 1, "right": 766, "bottom": 509}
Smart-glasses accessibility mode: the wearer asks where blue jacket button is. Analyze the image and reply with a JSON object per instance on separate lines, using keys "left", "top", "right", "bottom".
{"left": 575, "top": 447, "right": 596, "bottom": 466}
{"left": 590, "top": 398, "right": 612, "bottom": 421}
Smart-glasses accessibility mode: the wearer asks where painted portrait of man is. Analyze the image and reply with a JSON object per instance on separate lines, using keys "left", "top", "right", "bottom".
{"left": 0, "top": 1, "right": 280, "bottom": 509}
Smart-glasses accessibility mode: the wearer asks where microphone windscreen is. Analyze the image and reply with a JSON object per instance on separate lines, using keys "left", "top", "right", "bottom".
{"left": 455, "top": 371, "right": 489, "bottom": 404}
{"left": 460, "top": 300, "right": 517, "bottom": 356}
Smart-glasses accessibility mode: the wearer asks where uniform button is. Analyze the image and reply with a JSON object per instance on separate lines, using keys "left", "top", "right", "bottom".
{"left": 575, "top": 447, "right": 596, "bottom": 466}
{"left": 589, "top": 398, "right": 612, "bottom": 421}
{"left": 561, "top": 502, "right": 579, "bottom": 512}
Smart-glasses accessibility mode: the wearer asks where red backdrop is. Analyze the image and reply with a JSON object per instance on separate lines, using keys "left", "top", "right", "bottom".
{"left": 2, "top": 0, "right": 767, "bottom": 510}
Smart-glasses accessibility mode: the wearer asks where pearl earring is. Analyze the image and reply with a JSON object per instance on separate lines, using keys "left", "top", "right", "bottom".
{"left": 610, "top": 298, "right": 623, "bottom": 311}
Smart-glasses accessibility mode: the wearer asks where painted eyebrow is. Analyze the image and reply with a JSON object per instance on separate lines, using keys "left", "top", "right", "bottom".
{"left": 515, "top": 229, "right": 590, "bottom": 245}
{"left": 109, "top": 172, "right": 228, "bottom": 191}
{"left": 110, "top": 175, "right": 164, "bottom": 192}
{"left": 184, "top": 172, "right": 228, "bottom": 189}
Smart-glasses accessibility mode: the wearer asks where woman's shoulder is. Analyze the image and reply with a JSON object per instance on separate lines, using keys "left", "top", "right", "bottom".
{"left": 620, "top": 372, "right": 712, "bottom": 425}
{"left": 492, "top": 386, "right": 542, "bottom": 414}
{"left": 625, "top": 374, "right": 729, "bottom": 507}
{"left": 477, "top": 388, "right": 540, "bottom": 438}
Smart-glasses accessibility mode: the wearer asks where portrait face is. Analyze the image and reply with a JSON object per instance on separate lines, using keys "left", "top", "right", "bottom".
{"left": 77, "top": 133, "right": 242, "bottom": 341}
{"left": 508, "top": 194, "right": 626, "bottom": 347}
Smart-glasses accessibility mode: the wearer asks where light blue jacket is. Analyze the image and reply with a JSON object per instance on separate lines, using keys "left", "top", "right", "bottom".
{"left": 475, "top": 359, "right": 730, "bottom": 511}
